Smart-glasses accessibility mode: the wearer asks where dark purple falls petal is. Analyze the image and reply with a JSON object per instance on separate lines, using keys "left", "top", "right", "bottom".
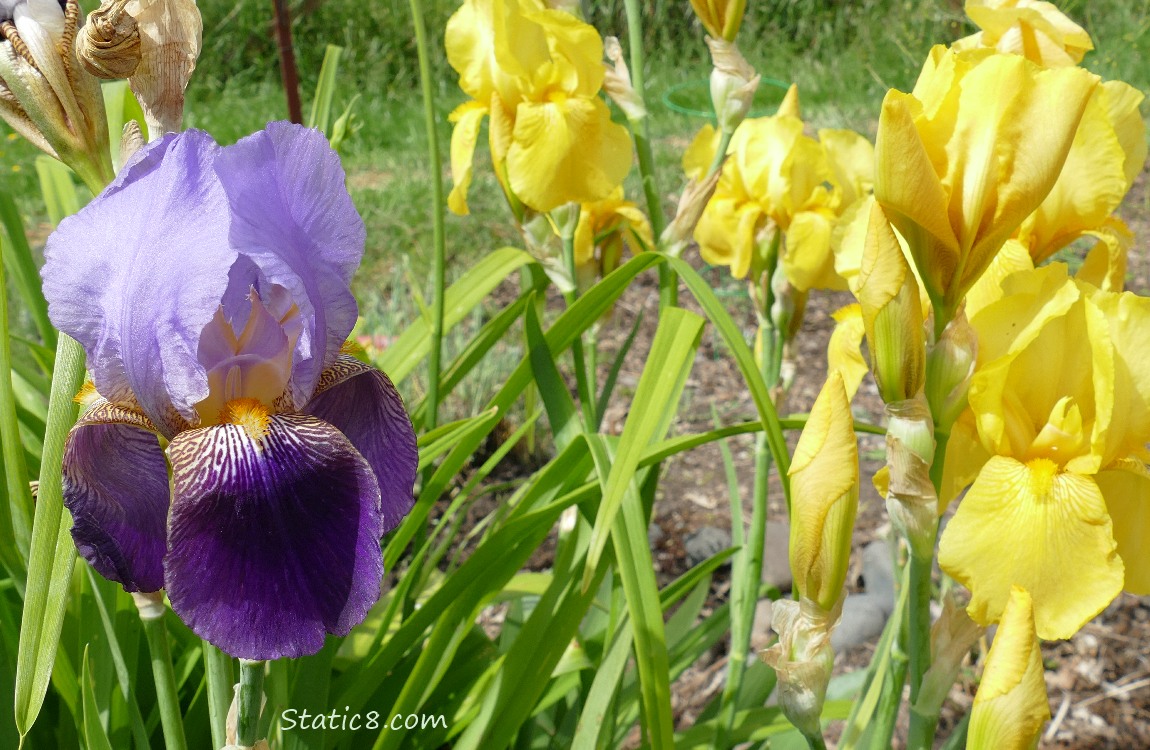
{"left": 62, "top": 401, "right": 169, "bottom": 592}
{"left": 165, "top": 413, "right": 384, "bottom": 660}
{"left": 304, "top": 355, "right": 418, "bottom": 533}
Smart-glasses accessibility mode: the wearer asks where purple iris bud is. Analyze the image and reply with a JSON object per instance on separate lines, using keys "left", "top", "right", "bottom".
{"left": 41, "top": 122, "right": 418, "bottom": 660}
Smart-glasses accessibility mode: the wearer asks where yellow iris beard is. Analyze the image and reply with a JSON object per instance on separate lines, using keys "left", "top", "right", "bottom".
{"left": 222, "top": 398, "right": 272, "bottom": 444}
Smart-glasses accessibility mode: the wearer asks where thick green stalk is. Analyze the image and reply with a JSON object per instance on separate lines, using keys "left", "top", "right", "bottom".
{"left": 560, "top": 209, "right": 597, "bottom": 430}
{"left": 906, "top": 430, "right": 951, "bottom": 746}
{"left": 621, "top": 0, "right": 674, "bottom": 309}
{"left": 237, "top": 659, "right": 266, "bottom": 748}
{"left": 909, "top": 703, "right": 941, "bottom": 750}
{"left": 804, "top": 732, "right": 829, "bottom": 750}
{"left": 408, "top": 0, "right": 447, "bottom": 431}
{"left": 907, "top": 552, "right": 933, "bottom": 706}
{"left": 137, "top": 596, "right": 188, "bottom": 750}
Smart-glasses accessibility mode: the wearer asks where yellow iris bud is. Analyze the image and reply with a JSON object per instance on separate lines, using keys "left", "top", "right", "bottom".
{"left": 689, "top": 0, "right": 746, "bottom": 42}
{"left": 788, "top": 371, "right": 859, "bottom": 612}
{"left": 855, "top": 201, "right": 926, "bottom": 403}
{"left": 968, "top": 587, "right": 1051, "bottom": 750}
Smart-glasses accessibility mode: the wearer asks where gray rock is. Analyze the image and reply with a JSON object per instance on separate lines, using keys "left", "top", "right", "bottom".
{"left": 832, "top": 593, "right": 890, "bottom": 650}
{"left": 648, "top": 523, "right": 665, "bottom": 547}
{"left": 762, "top": 521, "right": 792, "bottom": 592}
{"left": 859, "top": 540, "right": 896, "bottom": 610}
{"left": 833, "top": 540, "right": 898, "bottom": 650}
{"left": 684, "top": 526, "right": 732, "bottom": 567}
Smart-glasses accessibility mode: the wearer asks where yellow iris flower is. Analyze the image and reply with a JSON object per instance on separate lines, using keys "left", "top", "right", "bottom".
{"left": 572, "top": 187, "right": 653, "bottom": 289}
{"left": 683, "top": 114, "right": 873, "bottom": 289}
{"left": 938, "top": 262, "right": 1150, "bottom": 639}
{"left": 444, "top": 0, "right": 632, "bottom": 214}
{"left": 954, "top": 0, "right": 1093, "bottom": 68}
{"left": 967, "top": 587, "right": 1051, "bottom": 750}
{"left": 1015, "top": 80, "right": 1146, "bottom": 266}
{"left": 874, "top": 45, "right": 1097, "bottom": 320}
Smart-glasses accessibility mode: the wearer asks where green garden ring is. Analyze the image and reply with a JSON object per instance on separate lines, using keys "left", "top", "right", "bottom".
{"left": 662, "top": 76, "right": 792, "bottom": 119}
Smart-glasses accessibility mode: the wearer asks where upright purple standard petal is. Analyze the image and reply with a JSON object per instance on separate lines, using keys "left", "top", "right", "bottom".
{"left": 62, "top": 401, "right": 169, "bottom": 592}
{"left": 305, "top": 355, "right": 418, "bottom": 533}
{"left": 215, "top": 123, "right": 366, "bottom": 407}
{"left": 165, "top": 413, "right": 384, "bottom": 659}
{"left": 42, "top": 131, "right": 234, "bottom": 436}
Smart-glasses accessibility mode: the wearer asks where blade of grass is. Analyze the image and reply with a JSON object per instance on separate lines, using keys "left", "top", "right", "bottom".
{"left": 377, "top": 247, "right": 535, "bottom": 384}
{"left": 15, "top": 334, "right": 84, "bottom": 738}
{"left": 410, "top": 280, "right": 543, "bottom": 427}
{"left": 838, "top": 562, "right": 911, "bottom": 750}
{"left": 594, "top": 308, "right": 643, "bottom": 430}
{"left": 0, "top": 191, "right": 55, "bottom": 349}
{"left": 82, "top": 568, "right": 150, "bottom": 750}
{"left": 668, "top": 255, "right": 791, "bottom": 503}
{"left": 583, "top": 307, "right": 704, "bottom": 587}
{"left": 34, "top": 157, "right": 81, "bottom": 227}
{"left": 524, "top": 297, "right": 579, "bottom": 451}
{"left": 80, "top": 646, "right": 114, "bottom": 750}
{"left": 0, "top": 234, "right": 32, "bottom": 576}
{"left": 306, "top": 44, "right": 344, "bottom": 134}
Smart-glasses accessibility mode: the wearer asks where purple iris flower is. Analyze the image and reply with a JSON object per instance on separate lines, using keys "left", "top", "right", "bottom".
{"left": 41, "top": 122, "right": 418, "bottom": 660}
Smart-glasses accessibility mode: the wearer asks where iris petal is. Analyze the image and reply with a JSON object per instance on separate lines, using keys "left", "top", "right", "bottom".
{"left": 938, "top": 455, "right": 1123, "bottom": 639}
{"left": 62, "top": 401, "right": 169, "bottom": 592}
{"left": 42, "top": 131, "right": 233, "bottom": 436}
{"left": 166, "top": 413, "right": 384, "bottom": 659}
{"left": 304, "top": 355, "right": 418, "bottom": 534}
{"left": 1095, "top": 465, "right": 1150, "bottom": 595}
{"left": 215, "top": 123, "right": 366, "bottom": 407}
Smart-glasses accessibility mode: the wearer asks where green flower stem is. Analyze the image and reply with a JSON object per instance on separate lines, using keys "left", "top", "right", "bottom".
{"left": 907, "top": 551, "right": 933, "bottom": 704}
{"left": 621, "top": 0, "right": 673, "bottom": 309}
{"left": 203, "top": 641, "right": 235, "bottom": 750}
{"left": 237, "top": 659, "right": 266, "bottom": 748}
{"left": 909, "top": 703, "right": 942, "bottom": 750}
{"left": 706, "top": 128, "right": 736, "bottom": 179}
{"left": 521, "top": 270, "right": 541, "bottom": 455}
{"left": 586, "top": 324, "right": 599, "bottom": 413}
{"left": 560, "top": 210, "right": 597, "bottom": 430}
{"left": 136, "top": 595, "right": 188, "bottom": 750}
{"left": 715, "top": 233, "right": 784, "bottom": 747}
{"left": 408, "top": 0, "right": 447, "bottom": 432}
{"left": 73, "top": 153, "right": 116, "bottom": 199}
{"left": 803, "top": 731, "right": 830, "bottom": 750}
{"left": 906, "top": 428, "right": 952, "bottom": 747}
